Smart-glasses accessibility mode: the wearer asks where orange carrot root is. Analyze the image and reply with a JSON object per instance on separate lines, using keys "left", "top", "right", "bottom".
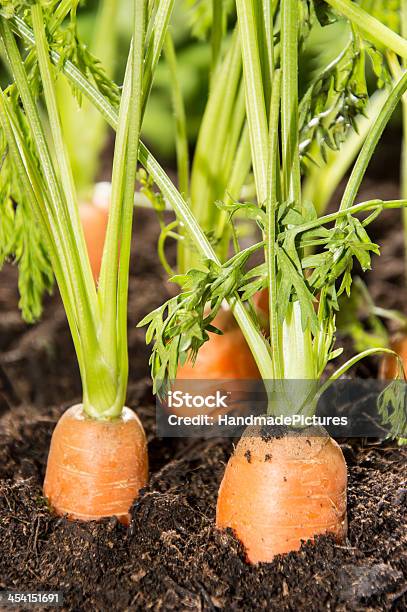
{"left": 253, "top": 288, "right": 269, "bottom": 320}
{"left": 80, "top": 203, "right": 109, "bottom": 282}
{"left": 379, "top": 335, "right": 407, "bottom": 379}
{"left": 44, "top": 405, "right": 148, "bottom": 524}
{"left": 216, "top": 425, "right": 347, "bottom": 564}
{"left": 177, "top": 308, "right": 260, "bottom": 381}
{"left": 171, "top": 309, "right": 260, "bottom": 418}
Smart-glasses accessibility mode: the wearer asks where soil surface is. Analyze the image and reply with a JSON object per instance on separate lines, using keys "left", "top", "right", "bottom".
{"left": 1, "top": 145, "right": 407, "bottom": 611}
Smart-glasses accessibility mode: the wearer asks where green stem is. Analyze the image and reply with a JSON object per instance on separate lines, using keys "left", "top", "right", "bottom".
{"left": 219, "top": 82, "right": 246, "bottom": 185}
{"left": 254, "top": 0, "right": 271, "bottom": 110}
{"left": 262, "top": 0, "right": 274, "bottom": 81}
{"left": 1, "top": 19, "right": 100, "bottom": 359}
{"left": 6, "top": 11, "right": 120, "bottom": 415}
{"left": 142, "top": 0, "right": 175, "bottom": 116}
{"left": 325, "top": 0, "right": 407, "bottom": 58}
{"left": 0, "top": 90, "right": 85, "bottom": 381}
{"left": 31, "top": 7, "right": 98, "bottom": 317}
{"left": 190, "top": 32, "right": 241, "bottom": 222}
{"left": 9, "top": 14, "right": 274, "bottom": 382}
{"left": 186, "top": 31, "right": 243, "bottom": 271}
{"left": 214, "top": 83, "right": 251, "bottom": 261}
{"left": 279, "top": 0, "right": 313, "bottom": 382}
{"left": 211, "top": 0, "right": 223, "bottom": 77}
{"left": 215, "top": 124, "right": 251, "bottom": 260}
{"left": 330, "top": 348, "right": 403, "bottom": 382}
{"left": 51, "top": 0, "right": 79, "bottom": 29}
{"left": 281, "top": 0, "right": 300, "bottom": 207}
{"left": 313, "top": 347, "right": 404, "bottom": 412}
{"left": 290, "top": 199, "right": 407, "bottom": 236}
{"left": 236, "top": 0, "right": 269, "bottom": 204}
{"left": 28, "top": 7, "right": 117, "bottom": 415}
{"left": 116, "top": 0, "right": 146, "bottom": 412}
{"left": 267, "top": 69, "right": 283, "bottom": 381}
{"left": 164, "top": 33, "right": 189, "bottom": 199}
{"left": 340, "top": 70, "right": 407, "bottom": 211}
{"left": 98, "top": 55, "right": 133, "bottom": 375}
{"left": 58, "top": 0, "right": 119, "bottom": 191}
{"left": 141, "top": 147, "right": 273, "bottom": 380}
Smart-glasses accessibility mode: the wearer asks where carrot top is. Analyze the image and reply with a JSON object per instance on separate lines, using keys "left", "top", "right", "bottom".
{"left": 137, "top": 0, "right": 407, "bottom": 438}
{"left": 0, "top": 0, "right": 171, "bottom": 419}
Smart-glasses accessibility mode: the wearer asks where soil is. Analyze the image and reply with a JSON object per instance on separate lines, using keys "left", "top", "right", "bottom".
{"left": 0, "top": 135, "right": 407, "bottom": 610}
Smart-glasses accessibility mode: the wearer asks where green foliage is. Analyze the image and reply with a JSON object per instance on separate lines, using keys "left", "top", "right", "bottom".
{"left": 54, "top": 13, "right": 120, "bottom": 108}
{"left": 378, "top": 379, "right": 407, "bottom": 440}
{"left": 0, "top": 1, "right": 32, "bottom": 19}
{"left": 139, "top": 192, "right": 386, "bottom": 384}
{"left": 300, "top": 30, "right": 371, "bottom": 164}
{"left": 0, "top": 0, "right": 149, "bottom": 417}
{"left": 13, "top": 199, "right": 54, "bottom": 323}
{"left": 184, "top": 0, "right": 235, "bottom": 40}
{"left": 0, "top": 129, "right": 54, "bottom": 323}
{"left": 138, "top": 249, "right": 254, "bottom": 390}
{"left": 302, "top": 0, "right": 397, "bottom": 168}
{"left": 2, "top": 1, "right": 120, "bottom": 108}
{"left": 360, "top": 0, "right": 400, "bottom": 34}
{"left": 316, "top": 1, "right": 401, "bottom": 33}
{"left": 0, "top": 0, "right": 118, "bottom": 321}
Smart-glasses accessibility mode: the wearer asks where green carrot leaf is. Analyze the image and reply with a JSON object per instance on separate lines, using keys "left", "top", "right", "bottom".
{"left": 0, "top": 122, "right": 53, "bottom": 323}
{"left": 378, "top": 380, "right": 407, "bottom": 440}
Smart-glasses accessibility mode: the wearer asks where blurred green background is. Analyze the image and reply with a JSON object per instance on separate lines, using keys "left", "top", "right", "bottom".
{"left": 0, "top": 0, "right": 396, "bottom": 169}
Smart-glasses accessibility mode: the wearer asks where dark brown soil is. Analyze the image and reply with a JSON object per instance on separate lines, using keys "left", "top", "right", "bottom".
{"left": 0, "top": 170, "right": 406, "bottom": 610}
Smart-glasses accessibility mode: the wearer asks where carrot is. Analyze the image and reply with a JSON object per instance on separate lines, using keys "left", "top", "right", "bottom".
{"left": 79, "top": 202, "right": 109, "bottom": 282}
{"left": 177, "top": 307, "right": 260, "bottom": 381}
{"left": 379, "top": 335, "right": 407, "bottom": 379}
{"left": 216, "top": 425, "right": 347, "bottom": 564}
{"left": 253, "top": 288, "right": 269, "bottom": 319}
{"left": 78, "top": 181, "right": 112, "bottom": 282}
{"left": 253, "top": 288, "right": 270, "bottom": 332}
{"left": 44, "top": 405, "right": 148, "bottom": 524}
{"left": 0, "top": 0, "right": 152, "bottom": 527}
{"left": 169, "top": 309, "right": 260, "bottom": 419}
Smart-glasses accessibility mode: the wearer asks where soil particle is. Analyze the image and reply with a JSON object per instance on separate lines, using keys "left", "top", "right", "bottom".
{"left": 338, "top": 564, "right": 404, "bottom": 606}
{"left": 259, "top": 424, "right": 289, "bottom": 441}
